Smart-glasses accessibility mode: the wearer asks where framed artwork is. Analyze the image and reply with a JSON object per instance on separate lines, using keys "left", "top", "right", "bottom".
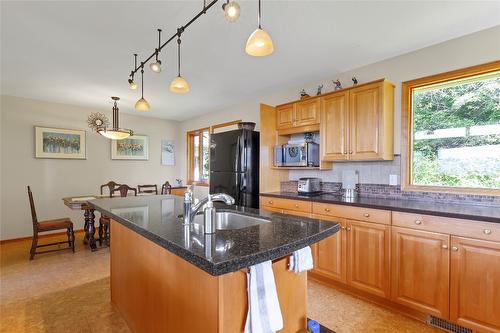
{"left": 161, "top": 139, "right": 175, "bottom": 166}
{"left": 35, "top": 126, "right": 86, "bottom": 159}
{"left": 111, "top": 135, "right": 149, "bottom": 160}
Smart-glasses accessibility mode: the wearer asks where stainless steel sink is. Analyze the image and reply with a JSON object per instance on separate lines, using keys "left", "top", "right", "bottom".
{"left": 192, "top": 211, "right": 269, "bottom": 230}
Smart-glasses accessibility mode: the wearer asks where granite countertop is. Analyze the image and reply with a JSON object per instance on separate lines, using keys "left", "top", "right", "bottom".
{"left": 88, "top": 195, "right": 339, "bottom": 276}
{"left": 261, "top": 192, "right": 500, "bottom": 224}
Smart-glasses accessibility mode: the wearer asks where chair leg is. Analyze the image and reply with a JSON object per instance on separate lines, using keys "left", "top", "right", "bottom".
{"left": 98, "top": 220, "right": 103, "bottom": 246}
{"left": 68, "top": 226, "right": 75, "bottom": 253}
{"left": 29, "top": 234, "right": 38, "bottom": 260}
{"left": 104, "top": 224, "right": 110, "bottom": 246}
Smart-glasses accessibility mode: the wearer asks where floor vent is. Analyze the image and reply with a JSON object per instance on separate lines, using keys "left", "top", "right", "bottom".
{"left": 427, "top": 315, "right": 474, "bottom": 333}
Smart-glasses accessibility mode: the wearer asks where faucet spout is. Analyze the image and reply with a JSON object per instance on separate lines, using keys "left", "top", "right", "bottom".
{"left": 183, "top": 192, "right": 235, "bottom": 225}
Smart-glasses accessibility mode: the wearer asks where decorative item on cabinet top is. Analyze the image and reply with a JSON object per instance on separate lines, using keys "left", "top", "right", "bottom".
{"left": 35, "top": 126, "right": 86, "bottom": 159}
{"left": 111, "top": 134, "right": 149, "bottom": 160}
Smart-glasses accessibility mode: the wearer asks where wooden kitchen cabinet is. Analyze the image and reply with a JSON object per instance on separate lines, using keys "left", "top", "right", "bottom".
{"left": 391, "top": 227, "right": 450, "bottom": 319}
{"left": 320, "top": 79, "right": 394, "bottom": 161}
{"left": 320, "top": 91, "right": 349, "bottom": 161}
{"left": 347, "top": 219, "right": 391, "bottom": 298}
{"left": 450, "top": 236, "right": 500, "bottom": 333}
{"left": 311, "top": 214, "right": 347, "bottom": 283}
{"left": 276, "top": 103, "right": 295, "bottom": 129}
{"left": 295, "top": 98, "right": 320, "bottom": 127}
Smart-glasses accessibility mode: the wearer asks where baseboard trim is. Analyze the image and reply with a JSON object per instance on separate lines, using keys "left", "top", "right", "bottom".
{"left": 0, "top": 229, "right": 85, "bottom": 244}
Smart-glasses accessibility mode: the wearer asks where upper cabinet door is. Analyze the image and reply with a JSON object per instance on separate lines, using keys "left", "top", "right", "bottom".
{"left": 295, "top": 99, "right": 320, "bottom": 127}
{"left": 321, "top": 92, "right": 349, "bottom": 161}
{"left": 349, "top": 83, "right": 382, "bottom": 160}
{"left": 391, "top": 227, "right": 450, "bottom": 319}
{"left": 276, "top": 103, "right": 295, "bottom": 130}
{"left": 450, "top": 236, "right": 500, "bottom": 333}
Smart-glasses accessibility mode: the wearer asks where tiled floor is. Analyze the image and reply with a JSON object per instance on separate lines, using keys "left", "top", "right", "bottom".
{"left": 1, "top": 233, "right": 442, "bottom": 333}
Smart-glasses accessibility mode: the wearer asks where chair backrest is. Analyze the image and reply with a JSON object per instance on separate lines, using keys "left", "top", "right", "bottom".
{"left": 27, "top": 186, "right": 38, "bottom": 228}
{"left": 138, "top": 184, "right": 158, "bottom": 195}
{"left": 161, "top": 181, "right": 172, "bottom": 195}
{"left": 111, "top": 185, "right": 137, "bottom": 197}
{"left": 100, "top": 181, "right": 121, "bottom": 197}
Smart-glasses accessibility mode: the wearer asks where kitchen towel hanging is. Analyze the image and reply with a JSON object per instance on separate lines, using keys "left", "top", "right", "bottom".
{"left": 244, "top": 260, "right": 283, "bottom": 333}
{"left": 288, "top": 246, "right": 313, "bottom": 273}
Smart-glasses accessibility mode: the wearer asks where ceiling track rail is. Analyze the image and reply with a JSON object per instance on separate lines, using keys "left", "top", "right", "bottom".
{"left": 129, "top": 0, "right": 219, "bottom": 78}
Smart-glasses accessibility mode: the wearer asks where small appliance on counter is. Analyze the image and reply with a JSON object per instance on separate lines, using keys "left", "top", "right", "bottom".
{"left": 342, "top": 170, "right": 359, "bottom": 200}
{"left": 297, "top": 177, "right": 321, "bottom": 195}
{"left": 274, "top": 142, "right": 319, "bottom": 167}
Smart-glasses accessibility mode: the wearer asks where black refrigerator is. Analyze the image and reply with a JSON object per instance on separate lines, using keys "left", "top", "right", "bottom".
{"left": 209, "top": 129, "right": 260, "bottom": 208}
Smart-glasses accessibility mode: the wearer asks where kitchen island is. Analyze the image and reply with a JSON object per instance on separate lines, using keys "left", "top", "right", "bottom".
{"left": 89, "top": 195, "right": 339, "bottom": 333}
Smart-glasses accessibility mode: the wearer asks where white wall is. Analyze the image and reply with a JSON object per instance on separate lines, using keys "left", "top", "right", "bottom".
{"left": 178, "top": 26, "right": 500, "bottom": 184}
{"left": 0, "top": 95, "right": 181, "bottom": 240}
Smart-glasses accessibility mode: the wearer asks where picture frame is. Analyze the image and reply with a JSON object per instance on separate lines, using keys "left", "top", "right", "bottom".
{"left": 35, "top": 126, "right": 86, "bottom": 159}
{"left": 111, "top": 134, "right": 149, "bottom": 160}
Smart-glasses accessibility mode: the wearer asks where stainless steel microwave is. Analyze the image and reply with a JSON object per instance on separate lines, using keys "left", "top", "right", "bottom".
{"left": 274, "top": 143, "right": 319, "bottom": 167}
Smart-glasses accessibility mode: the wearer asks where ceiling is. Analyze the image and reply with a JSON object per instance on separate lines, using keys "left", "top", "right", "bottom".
{"left": 1, "top": 1, "right": 499, "bottom": 121}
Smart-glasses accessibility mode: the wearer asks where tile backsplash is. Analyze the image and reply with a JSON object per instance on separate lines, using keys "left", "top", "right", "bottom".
{"left": 289, "top": 156, "right": 402, "bottom": 185}
{"left": 280, "top": 181, "right": 500, "bottom": 207}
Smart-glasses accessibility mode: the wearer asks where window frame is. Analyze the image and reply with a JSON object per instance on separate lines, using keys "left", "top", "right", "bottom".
{"left": 401, "top": 60, "right": 500, "bottom": 196}
{"left": 186, "top": 120, "right": 242, "bottom": 187}
{"left": 186, "top": 127, "right": 210, "bottom": 187}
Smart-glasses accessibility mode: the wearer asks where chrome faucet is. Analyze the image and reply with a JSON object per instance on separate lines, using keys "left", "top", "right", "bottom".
{"left": 183, "top": 192, "right": 235, "bottom": 225}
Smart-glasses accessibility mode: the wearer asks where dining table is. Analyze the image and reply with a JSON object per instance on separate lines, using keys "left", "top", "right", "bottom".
{"left": 62, "top": 195, "right": 104, "bottom": 251}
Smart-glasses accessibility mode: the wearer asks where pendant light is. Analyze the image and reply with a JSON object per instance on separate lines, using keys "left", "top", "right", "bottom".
{"left": 222, "top": 0, "right": 240, "bottom": 22}
{"left": 245, "top": 0, "right": 274, "bottom": 57}
{"left": 128, "top": 54, "right": 138, "bottom": 90}
{"left": 169, "top": 37, "right": 190, "bottom": 93}
{"left": 149, "top": 29, "right": 162, "bottom": 73}
{"left": 98, "top": 97, "right": 133, "bottom": 140}
{"left": 135, "top": 67, "right": 151, "bottom": 111}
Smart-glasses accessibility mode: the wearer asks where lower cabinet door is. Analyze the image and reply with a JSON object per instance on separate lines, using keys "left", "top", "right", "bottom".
{"left": 347, "top": 220, "right": 390, "bottom": 298}
{"left": 450, "top": 236, "right": 500, "bottom": 333}
{"left": 311, "top": 215, "right": 347, "bottom": 283}
{"left": 391, "top": 227, "right": 450, "bottom": 318}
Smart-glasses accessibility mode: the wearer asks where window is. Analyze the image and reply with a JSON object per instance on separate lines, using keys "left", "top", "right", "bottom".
{"left": 186, "top": 120, "right": 242, "bottom": 186}
{"left": 187, "top": 128, "right": 210, "bottom": 185}
{"left": 402, "top": 61, "right": 500, "bottom": 194}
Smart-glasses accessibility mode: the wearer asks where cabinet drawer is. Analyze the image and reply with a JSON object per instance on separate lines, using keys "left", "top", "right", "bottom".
{"left": 260, "top": 196, "right": 312, "bottom": 213}
{"left": 313, "top": 202, "right": 391, "bottom": 225}
{"left": 392, "top": 211, "right": 500, "bottom": 242}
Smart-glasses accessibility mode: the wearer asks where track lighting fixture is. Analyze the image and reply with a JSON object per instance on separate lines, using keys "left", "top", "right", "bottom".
{"left": 149, "top": 29, "right": 162, "bottom": 73}
{"left": 98, "top": 97, "right": 133, "bottom": 140}
{"left": 170, "top": 37, "right": 190, "bottom": 93}
{"left": 246, "top": 0, "right": 274, "bottom": 57}
{"left": 222, "top": 0, "right": 240, "bottom": 22}
{"left": 135, "top": 68, "right": 151, "bottom": 111}
{"left": 128, "top": 54, "right": 139, "bottom": 90}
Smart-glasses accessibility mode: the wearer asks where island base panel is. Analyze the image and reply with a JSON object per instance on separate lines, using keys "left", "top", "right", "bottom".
{"left": 110, "top": 220, "right": 307, "bottom": 333}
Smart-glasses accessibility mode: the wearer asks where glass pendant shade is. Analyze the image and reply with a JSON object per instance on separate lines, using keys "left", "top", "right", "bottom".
{"left": 245, "top": 28, "right": 274, "bottom": 56}
{"left": 149, "top": 60, "right": 161, "bottom": 73}
{"left": 97, "top": 128, "right": 133, "bottom": 140}
{"left": 223, "top": 1, "right": 240, "bottom": 22}
{"left": 128, "top": 80, "right": 137, "bottom": 90}
{"left": 170, "top": 76, "right": 190, "bottom": 93}
{"left": 135, "top": 97, "right": 151, "bottom": 111}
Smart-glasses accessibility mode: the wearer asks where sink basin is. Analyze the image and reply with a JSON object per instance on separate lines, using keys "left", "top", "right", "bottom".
{"left": 192, "top": 211, "right": 269, "bottom": 230}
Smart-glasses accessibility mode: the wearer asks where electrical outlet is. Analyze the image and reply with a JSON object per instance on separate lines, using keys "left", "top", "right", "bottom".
{"left": 389, "top": 174, "right": 398, "bottom": 186}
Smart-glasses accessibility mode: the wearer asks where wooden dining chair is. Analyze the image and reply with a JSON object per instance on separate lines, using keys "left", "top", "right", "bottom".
{"left": 161, "top": 181, "right": 172, "bottom": 195}
{"left": 27, "top": 186, "right": 75, "bottom": 260}
{"left": 100, "top": 181, "right": 121, "bottom": 198}
{"left": 138, "top": 184, "right": 158, "bottom": 195}
{"left": 99, "top": 184, "right": 137, "bottom": 246}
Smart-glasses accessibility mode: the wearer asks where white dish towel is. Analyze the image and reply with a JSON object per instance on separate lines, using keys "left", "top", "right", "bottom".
{"left": 288, "top": 246, "right": 314, "bottom": 273}
{"left": 244, "top": 260, "right": 283, "bottom": 333}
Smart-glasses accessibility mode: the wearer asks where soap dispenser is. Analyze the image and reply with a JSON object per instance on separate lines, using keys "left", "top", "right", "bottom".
{"left": 204, "top": 195, "right": 216, "bottom": 234}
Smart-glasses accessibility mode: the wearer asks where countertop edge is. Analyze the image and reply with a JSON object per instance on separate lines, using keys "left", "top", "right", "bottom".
{"left": 88, "top": 201, "right": 339, "bottom": 276}
{"left": 260, "top": 193, "right": 500, "bottom": 224}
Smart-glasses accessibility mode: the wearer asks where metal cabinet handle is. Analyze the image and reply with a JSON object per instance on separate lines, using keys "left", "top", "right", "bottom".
{"left": 483, "top": 229, "right": 492, "bottom": 235}
{"left": 294, "top": 204, "right": 299, "bottom": 208}
{"left": 364, "top": 213, "right": 370, "bottom": 218}
{"left": 442, "top": 244, "right": 448, "bottom": 249}
{"left": 324, "top": 208, "right": 331, "bottom": 212}
{"left": 268, "top": 200, "right": 273, "bottom": 204}
{"left": 349, "top": 151, "right": 353, "bottom": 154}
{"left": 341, "top": 226, "right": 346, "bottom": 230}
{"left": 346, "top": 227, "right": 351, "bottom": 231}
{"left": 452, "top": 246, "right": 459, "bottom": 252}
{"left": 414, "top": 220, "right": 422, "bottom": 225}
